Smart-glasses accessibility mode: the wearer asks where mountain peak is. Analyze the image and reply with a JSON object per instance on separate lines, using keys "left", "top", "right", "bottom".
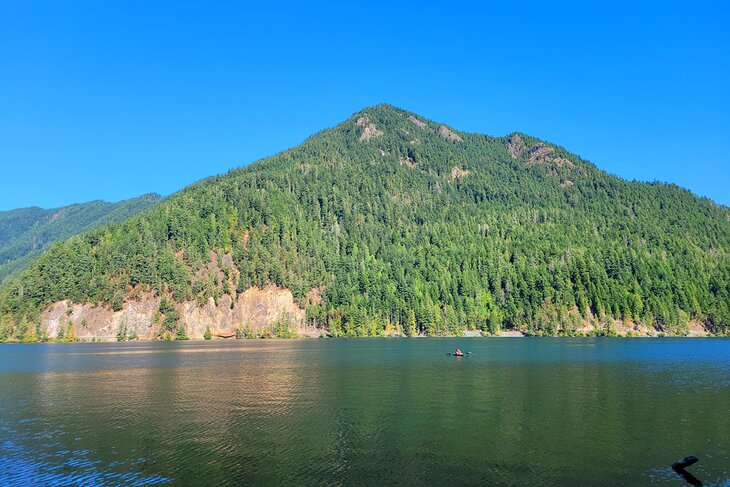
{"left": 348, "top": 103, "right": 408, "bottom": 124}
{"left": 353, "top": 102, "right": 403, "bottom": 114}
{"left": 344, "top": 104, "right": 465, "bottom": 145}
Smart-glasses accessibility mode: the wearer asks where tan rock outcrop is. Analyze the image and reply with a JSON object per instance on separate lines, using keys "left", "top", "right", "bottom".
{"left": 179, "top": 285, "right": 305, "bottom": 338}
{"left": 527, "top": 142, "right": 576, "bottom": 169}
{"left": 40, "top": 285, "right": 313, "bottom": 341}
{"left": 41, "top": 293, "right": 161, "bottom": 341}
{"left": 450, "top": 166, "right": 470, "bottom": 179}
{"left": 408, "top": 115, "right": 427, "bottom": 128}
{"left": 436, "top": 125, "right": 462, "bottom": 142}
{"left": 507, "top": 134, "right": 526, "bottom": 158}
{"left": 359, "top": 123, "right": 384, "bottom": 142}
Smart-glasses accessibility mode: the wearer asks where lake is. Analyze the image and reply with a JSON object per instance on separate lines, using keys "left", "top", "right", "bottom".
{"left": 0, "top": 338, "right": 728, "bottom": 486}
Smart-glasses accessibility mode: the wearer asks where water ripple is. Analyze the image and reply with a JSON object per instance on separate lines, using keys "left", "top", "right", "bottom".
{"left": 0, "top": 338, "right": 728, "bottom": 485}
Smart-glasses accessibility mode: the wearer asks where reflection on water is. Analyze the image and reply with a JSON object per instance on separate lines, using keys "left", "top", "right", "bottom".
{"left": 0, "top": 339, "right": 729, "bottom": 486}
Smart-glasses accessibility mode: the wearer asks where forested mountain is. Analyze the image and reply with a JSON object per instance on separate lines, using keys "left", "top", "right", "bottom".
{"left": 0, "top": 194, "right": 161, "bottom": 283}
{"left": 1, "top": 104, "right": 728, "bottom": 340}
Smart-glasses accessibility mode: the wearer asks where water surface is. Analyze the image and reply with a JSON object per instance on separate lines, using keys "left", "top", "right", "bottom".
{"left": 1, "top": 338, "right": 728, "bottom": 486}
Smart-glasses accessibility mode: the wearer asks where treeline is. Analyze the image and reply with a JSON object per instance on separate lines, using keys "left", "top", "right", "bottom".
{"left": 1, "top": 104, "right": 728, "bottom": 339}
{"left": 0, "top": 193, "right": 161, "bottom": 283}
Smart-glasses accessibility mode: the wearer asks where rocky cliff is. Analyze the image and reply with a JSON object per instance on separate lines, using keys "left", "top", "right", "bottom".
{"left": 40, "top": 285, "right": 314, "bottom": 341}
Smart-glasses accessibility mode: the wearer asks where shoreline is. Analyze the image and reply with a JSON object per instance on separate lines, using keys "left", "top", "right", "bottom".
{"left": 1, "top": 330, "right": 725, "bottom": 344}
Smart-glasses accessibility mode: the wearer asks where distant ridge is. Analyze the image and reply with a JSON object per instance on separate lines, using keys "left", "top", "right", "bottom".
{"left": 0, "top": 194, "right": 161, "bottom": 283}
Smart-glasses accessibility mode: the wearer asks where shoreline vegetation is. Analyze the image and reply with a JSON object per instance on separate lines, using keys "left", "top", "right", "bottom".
{"left": 0, "top": 322, "right": 724, "bottom": 344}
{"left": 1, "top": 334, "right": 724, "bottom": 344}
{"left": 1, "top": 296, "right": 725, "bottom": 343}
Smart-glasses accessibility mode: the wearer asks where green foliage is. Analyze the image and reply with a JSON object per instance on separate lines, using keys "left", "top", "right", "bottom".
{"left": 0, "top": 105, "right": 729, "bottom": 337}
{"left": 56, "top": 321, "right": 65, "bottom": 341}
{"left": 176, "top": 325, "right": 189, "bottom": 340}
{"left": 0, "top": 194, "right": 161, "bottom": 284}
{"left": 590, "top": 322, "right": 618, "bottom": 337}
{"left": 236, "top": 326, "right": 256, "bottom": 339}
{"left": 112, "top": 294, "right": 124, "bottom": 312}
{"left": 0, "top": 314, "right": 11, "bottom": 342}
{"left": 54, "top": 321, "right": 77, "bottom": 342}
{"left": 273, "top": 312, "right": 298, "bottom": 338}
{"left": 204, "top": 326, "right": 212, "bottom": 340}
{"left": 159, "top": 297, "right": 175, "bottom": 315}
{"left": 22, "top": 325, "right": 38, "bottom": 343}
{"left": 159, "top": 298, "right": 180, "bottom": 330}
{"left": 154, "top": 297, "right": 184, "bottom": 339}
{"left": 117, "top": 322, "right": 127, "bottom": 341}
{"left": 402, "top": 310, "right": 417, "bottom": 337}
{"left": 65, "top": 322, "right": 76, "bottom": 342}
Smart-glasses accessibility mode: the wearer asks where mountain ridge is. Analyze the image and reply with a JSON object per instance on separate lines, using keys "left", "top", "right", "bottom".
{"left": 0, "top": 193, "right": 162, "bottom": 284}
{"left": 1, "top": 104, "right": 728, "bottom": 341}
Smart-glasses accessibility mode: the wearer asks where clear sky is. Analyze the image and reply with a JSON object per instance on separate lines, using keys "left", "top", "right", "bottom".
{"left": 1, "top": 0, "right": 728, "bottom": 210}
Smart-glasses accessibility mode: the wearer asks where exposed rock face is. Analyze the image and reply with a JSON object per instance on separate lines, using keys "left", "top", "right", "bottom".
{"left": 552, "top": 157, "right": 574, "bottom": 168}
{"left": 359, "top": 123, "right": 384, "bottom": 142}
{"left": 450, "top": 166, "right": 470, "bottom": 179}
{"left": 527, "top": 143, "right": 554, "bottom": 164}
{"left": 436, "top": 125, "right": 463, "bottom": 142}
{"left": 527, "top": 142, "right": 575, "bottom": 169}
{"left": 356, "top": 116, "right": 369, "bottom": 126}
{"left": 40, "top": 285, "right": 310, "bottom": 341}
{"left": 306, "top": 286, "right": 324, "bottom": 306}
{"left": 408, "top": 115, "right": 427, "bottom": 128}
{"left": 507, "top": 134, "right": 526, "bottom": 158}
{"left": 179, "top": 286, "right": 305, "bottom": 338}
{"left": 42, "top": 294, "right": 161, "bottom": 340}
{"left": 508, "top": 136, "right": 575, "bottom": 169}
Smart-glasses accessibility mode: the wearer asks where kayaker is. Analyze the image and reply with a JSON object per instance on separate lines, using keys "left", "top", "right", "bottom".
{"left": 455, "top": 348, "right": 463, "bottom": 356}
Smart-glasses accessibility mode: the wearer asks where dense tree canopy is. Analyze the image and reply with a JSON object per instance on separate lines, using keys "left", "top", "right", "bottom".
{"left": 1, "top": 105, "right": 728, "bottom": 338}
{"left": 0, "top": 194, "right": 161, "bottom": 283}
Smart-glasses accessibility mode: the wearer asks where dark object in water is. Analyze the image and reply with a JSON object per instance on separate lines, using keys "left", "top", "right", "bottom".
{"left": 672, "top": 456, "right": 702, "bottom": 487}
{"left": 672, "top": 456, "right": 699, "bottom": 470}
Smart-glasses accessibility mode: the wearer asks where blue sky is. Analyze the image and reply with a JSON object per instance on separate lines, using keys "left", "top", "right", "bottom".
{"left": 1, "top": 0, "right": 728, "bottom": 210}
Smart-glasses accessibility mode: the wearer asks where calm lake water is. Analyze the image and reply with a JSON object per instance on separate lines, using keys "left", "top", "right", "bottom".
{"left": 0, "top": 338, "right": 728, "bottom": 486}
